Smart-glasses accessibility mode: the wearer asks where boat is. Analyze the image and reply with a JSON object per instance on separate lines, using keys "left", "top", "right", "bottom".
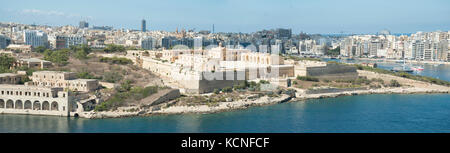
{"left": 395, "top": 60, "right": 404, "bottom": 63}
{"left": 412, "top": 66, "right": 424, "bottom": 71}
{"left": 391, "top": 59, "right": 414, "bottom": 73}
{"left": 391, "top": 66, "right": 413, "bottom": 73}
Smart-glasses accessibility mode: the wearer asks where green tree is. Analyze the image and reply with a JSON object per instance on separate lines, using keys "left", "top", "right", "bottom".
{"left": 44, "top": 49, "right": 70, "bottom": 65}
{"left": 34, "top": 46, "right": 47, "bottom": 53}
{"left": 104, "top": 44, "right": 126, "bottom": 53}
{"left": 325, "top": 46, "right": 340, "bottom": 56}
{"left": 103, "top": 71, "right": 123, "bottom": 83}
{"left": 0, "top": 55, "right": 15, "bottom": 73}
{"left": 71, "top": 44, "right": 92, "bottom": 59}
{"left": 221, "top": 87, "right": 233, "bottom": 93}
{"left": 390, "top": 80, "right": 401, "bottom": 87}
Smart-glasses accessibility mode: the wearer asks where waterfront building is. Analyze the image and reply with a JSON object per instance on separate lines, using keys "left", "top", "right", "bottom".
{"left": 0, "top": 85, "right": 73, "bottom": 116}
{"left": 338, "top": 31, "right": 449, "bottom": 61}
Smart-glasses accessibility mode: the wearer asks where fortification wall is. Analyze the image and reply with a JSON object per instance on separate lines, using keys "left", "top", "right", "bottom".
{"left": 144, "top": 89, "right": 181, "bottom": 106}
{"left": 306, "top": 63, "right": 358, "bottom": 80}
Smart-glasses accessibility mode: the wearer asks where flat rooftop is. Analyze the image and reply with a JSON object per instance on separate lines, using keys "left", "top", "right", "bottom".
{"left": 0, "top": 73, "right": 21, "bottom": 77}
{"left": 19, "top": 58, "right": 51, "bottom": 63}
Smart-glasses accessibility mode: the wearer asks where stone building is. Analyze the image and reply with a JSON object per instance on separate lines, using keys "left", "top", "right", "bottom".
{"left": 0, "top": 85, "right": 73, "bottom": 116}
{"left": 13, "top": 58, "right": 52, "bottom": 69}
{"left": 29, "top": 71, "right": 99, "bottom": 92}
{"left": 6, "top": 44, "right": 33, "bottom": 53}
{"left": 0, "top": 73, "right": 24, "bottom": 84}
{"left": 139, "top": 46, "right": 294, "bottom": 93}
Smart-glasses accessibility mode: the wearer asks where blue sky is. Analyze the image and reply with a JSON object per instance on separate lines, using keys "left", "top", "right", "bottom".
{"left": 1, "top": 0, "right": 449, "bottom": 34}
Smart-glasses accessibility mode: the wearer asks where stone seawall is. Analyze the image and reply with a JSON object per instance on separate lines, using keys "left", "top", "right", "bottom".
{"left": 297, "top": 87, "right": 449, "bottom": 101}
{"left": 305, "top": 87, "right": 367, "bottom": 94}
{"left": 0, "top": 109, "right": 69, "bottom": 116}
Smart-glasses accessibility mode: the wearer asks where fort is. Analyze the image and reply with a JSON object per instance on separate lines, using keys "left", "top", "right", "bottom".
{"left": 133, "top": 45, "right": 295, "bottom": 94}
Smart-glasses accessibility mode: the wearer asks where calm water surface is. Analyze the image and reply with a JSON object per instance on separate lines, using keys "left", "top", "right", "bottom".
{"left": 1, "top": 94, "right": 449, "bottom": 133}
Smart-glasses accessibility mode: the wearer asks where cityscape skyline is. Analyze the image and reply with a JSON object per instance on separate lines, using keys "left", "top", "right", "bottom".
{"left": 1, "top": 0, "right": 449, "bottom": 34}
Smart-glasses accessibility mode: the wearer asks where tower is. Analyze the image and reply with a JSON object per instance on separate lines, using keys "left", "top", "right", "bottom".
{"left": 141, "top": 19, "right": 146, "bottom": 32}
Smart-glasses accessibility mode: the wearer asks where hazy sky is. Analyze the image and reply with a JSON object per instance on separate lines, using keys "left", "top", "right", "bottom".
{"left": 1, "top": 0, "right": 449, "bottom": 34}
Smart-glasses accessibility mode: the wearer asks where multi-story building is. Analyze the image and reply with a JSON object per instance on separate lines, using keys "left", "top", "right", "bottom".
{"left": 0, "top": 35, "right": 11, "bottom": 49}
{"left": 52, "top": 35, "right": 86, "bottom": 49}
{"left": 23, "top": 30, "right": 48, "bottom": 48}
{"left": 194, "top": 36, "right": 203, "bottom": 50}
{"left": 0, "top": 85, "right": 73, "bottom": 116}
{"left": 141, "top": 19, "right": 146, "bottom": 32}
{"left": 55, "top": 35, "right": 67, "bottom": 49}
{"left": 13, "top": 58, "right": 52, "bottom": 69}
{"left": 79, "top": 21, "right": 89, "bottom": 29}
{"left": 0, "top": 73, "right": 23, "bottom": 84}
{"left": 141, "top": 37, "right": 153, "bottom": 50}
{"left": 29, "top": 71, "right": 99, "bottom": 92}
{"left": 339, "top": 31, "right": 449, "bottom": 61}
{"left": 276, "top": 28, "right": 292, "bottom": 39}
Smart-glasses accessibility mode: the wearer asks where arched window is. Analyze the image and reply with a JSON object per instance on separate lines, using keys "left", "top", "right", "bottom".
{"left": 51, "top": 102, "right": 59, "bottom": 111}
{"left": 33, "top": 101, "right": 41, "bottom": 110}
{"left": 6, "top": 100, "right": 13, "bottom": 108}
{"left": 24, "top": 100, "right": 32, "bottom": 109}
{"left": 0, "top": 99, "right": 4, "bottom": 108}
{"left": 42, "top": 101, "right": 50, "bottom": 110}
{"left": 15, "top": 100, "right": 23, "bottom": 109}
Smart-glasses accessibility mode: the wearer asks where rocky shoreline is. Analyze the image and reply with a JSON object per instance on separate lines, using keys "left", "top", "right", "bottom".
{"left": 79, "top": 86, "right": 448, "bottom": 119}
{"left": 295, "top": 87, "right": 448, "bottom": 101}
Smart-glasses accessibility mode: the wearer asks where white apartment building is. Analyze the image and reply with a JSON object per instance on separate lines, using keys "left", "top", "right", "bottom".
{"left": 24, "top": 30, "right": 48, "bottom": 48}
